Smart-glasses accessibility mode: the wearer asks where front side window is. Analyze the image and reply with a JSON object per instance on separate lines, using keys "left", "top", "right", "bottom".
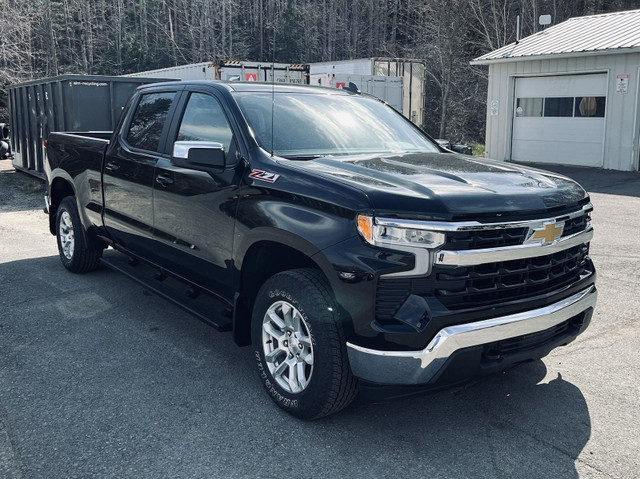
{"left": 177, "top": 93, "right": 235, "bottom": 155}
{"left": 126, "top": 92, "right": 175, "bottom": 152}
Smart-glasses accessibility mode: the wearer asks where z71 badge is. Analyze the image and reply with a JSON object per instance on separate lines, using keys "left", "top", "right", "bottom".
{"left": 249, "top": 169, "right": 280, "bottom": 183}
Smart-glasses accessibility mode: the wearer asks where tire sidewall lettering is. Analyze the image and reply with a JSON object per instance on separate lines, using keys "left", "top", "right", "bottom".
{"left": 254, "top": 349, "right": 299, "bottom": 409}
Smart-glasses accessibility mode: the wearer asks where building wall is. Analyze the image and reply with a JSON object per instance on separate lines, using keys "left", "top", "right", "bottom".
{"left": 484, "top": 52, "right": 640, "bottom": 171}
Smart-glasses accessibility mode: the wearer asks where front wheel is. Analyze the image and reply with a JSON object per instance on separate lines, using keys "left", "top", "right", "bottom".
{"left": 55, "top": 196, "right": 102, "bottom": 273}
{"left": 251, "top": 269, "right": 358, "bottom": 420}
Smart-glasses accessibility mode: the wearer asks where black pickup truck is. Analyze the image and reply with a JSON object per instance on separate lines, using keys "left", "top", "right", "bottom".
{"left": 44, "top": 81, "right": 597, "bottom": 419}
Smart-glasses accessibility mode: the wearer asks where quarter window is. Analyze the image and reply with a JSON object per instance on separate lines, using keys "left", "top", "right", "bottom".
{"left": 126, "top": 92, "right": 176, "bottom": 152}
{"left": 177, "top": 93, "right": 235, "bottom": 155}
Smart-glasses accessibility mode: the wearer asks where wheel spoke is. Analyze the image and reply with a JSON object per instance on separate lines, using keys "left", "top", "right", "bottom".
{"left": 296, "top": 362, "right": 307, "bottom": 389}
{"left": 263, "top": 321, "right": 285, "bottom": 340}
{"left": 297, "top": 334, "right": 312, "bottom": 348}
{"left": 267, "top": 310, "right": 286, "bottom": 330}
{"left": 274, "top": 360, "right": 288, "bottom": 378}
{"left": 301, "top": 350, "right": 314, "bottom": 365}
{"left": 265, "top": 348, "right": 283, "bottom": 364}
{"left": 281, "top": 303, "right": 293, "bottom": 328}
{"left": 287, "top": 361, "right": 299, "bottom": 392}
{"left": 290, "top": 310, "right": 302, "bottom": 334}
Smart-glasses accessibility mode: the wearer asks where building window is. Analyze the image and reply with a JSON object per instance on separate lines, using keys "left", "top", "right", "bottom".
{"left": 516, "top": 96, "right": 606, "bottom": 118}
{"left": 516, "top": 98, "right": 543, "bottom": 117}
{"left": 574, "top": 96, "right": 606, "bottom": 117}
{"left": 543, "top": 97, "right": 574, "bottom": 117}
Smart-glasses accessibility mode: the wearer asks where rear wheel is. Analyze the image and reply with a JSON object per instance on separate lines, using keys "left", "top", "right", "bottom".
{"left": 55, "top": 196, "right": 102, "bottom": 273}
{"left": 251, "top": 268, "right": 358, "bottom": 420}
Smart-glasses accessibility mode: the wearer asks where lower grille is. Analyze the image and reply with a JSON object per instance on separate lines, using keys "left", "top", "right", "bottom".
{"left": 375, "top": 244, "right": 592, "bottom": 320}
{"left": 433, "top": 244, "right": 590, "bottom": 309}
{"left": 482, "top": 313, "right": 585, "bottom": 360}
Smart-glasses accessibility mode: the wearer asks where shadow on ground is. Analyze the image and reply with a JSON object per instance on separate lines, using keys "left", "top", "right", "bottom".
{"left": 516, "top": 161, "right": 640, "bottom": 197}
{"left": 0, "top": 254, "right": 592, "bottom": 478}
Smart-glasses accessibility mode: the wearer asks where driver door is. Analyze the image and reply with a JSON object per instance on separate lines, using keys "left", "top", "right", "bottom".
{"left": 151, "top": 90, "right": 242, "bottom": 302}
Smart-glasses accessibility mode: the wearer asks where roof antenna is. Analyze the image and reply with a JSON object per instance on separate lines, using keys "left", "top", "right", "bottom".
{"left": 343, "top": 82, "right": 361, "bottom": 94}
{"left": 511, "top": 1, "right": 521, "bottom": 44}
{"left": 270, "top": 23, "right": 276, "bottom": 158}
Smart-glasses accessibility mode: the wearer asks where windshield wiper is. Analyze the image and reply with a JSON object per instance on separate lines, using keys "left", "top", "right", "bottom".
{"left": 280, "top": 154, "right": 329, "bottom": 161}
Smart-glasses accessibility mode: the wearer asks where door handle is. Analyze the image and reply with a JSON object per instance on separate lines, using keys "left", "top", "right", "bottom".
{"left": 105, "top": 161, "right": 120, "bottom": 172}
{"left": 155, "top": 174, "right": 174, "bottom": 187}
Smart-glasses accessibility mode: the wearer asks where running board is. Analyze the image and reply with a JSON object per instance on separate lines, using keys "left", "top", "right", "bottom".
{"left": 100, "top": 254, "right": 232, "bottom": 332}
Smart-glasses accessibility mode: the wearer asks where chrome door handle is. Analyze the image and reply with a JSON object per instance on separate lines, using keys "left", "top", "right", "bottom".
{"left": 105, "top": 161, "right": 120, "bottom": 172}
{"left": 155, "top": 174, "right": 174, "bottom": 187}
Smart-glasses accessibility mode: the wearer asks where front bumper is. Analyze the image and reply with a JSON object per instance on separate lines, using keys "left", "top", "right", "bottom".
{"left": 347, "top": 284, "right": 597, "bottom": 385}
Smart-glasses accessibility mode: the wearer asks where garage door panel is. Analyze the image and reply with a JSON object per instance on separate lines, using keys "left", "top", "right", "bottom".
{"left": 512, "top": 139, "right": 603, "bottom": 167}
{"left": 515, "top": 74, "right": 607, "bottom": 97}
{"left": 513, "top": 118, "right": 605, "bottom": 142}
{"left": 512, "top": 74, "right": 605, "bottom": 167}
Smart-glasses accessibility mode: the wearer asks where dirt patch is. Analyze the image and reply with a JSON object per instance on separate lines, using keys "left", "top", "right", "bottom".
{"left": 0, "top": 160, "right": 45, "bottom": 213}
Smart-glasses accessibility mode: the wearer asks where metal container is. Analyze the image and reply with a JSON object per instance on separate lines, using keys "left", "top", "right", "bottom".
{"left": 7, "top": 74, "right": 173, "bottom": 178}
{"left": 309, "top": 58, "right": 427, "bottom": 128}
{"left": 126, "top": 60, "right": 310, "bottom": 85}
{"left": 310, "top": 74, "right": 404, "bottom": 113}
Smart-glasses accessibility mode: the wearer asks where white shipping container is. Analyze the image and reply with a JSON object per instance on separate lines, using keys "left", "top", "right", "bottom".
{"left": 126, "top": 60, "right": 309, "bottom": 85}
{"left": 311, "top": 74, "right": 404, "bottom": 113}
{"left": 309, "top": 58, "right": 426, "bottom": 128}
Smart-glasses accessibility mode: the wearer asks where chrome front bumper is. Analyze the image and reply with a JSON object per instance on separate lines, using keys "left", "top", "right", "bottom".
{"left": 347, "top": 285, "right": 597, "bottom": 385}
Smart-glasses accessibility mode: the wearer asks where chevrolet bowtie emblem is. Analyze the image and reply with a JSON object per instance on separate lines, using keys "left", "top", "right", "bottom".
{"left": 528, "top": 222, "right": 564, "bottom": 245}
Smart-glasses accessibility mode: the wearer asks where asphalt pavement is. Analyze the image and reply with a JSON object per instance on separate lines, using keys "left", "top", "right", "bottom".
{"left": 0, "top": 160, "right": 638, "bottom": 478}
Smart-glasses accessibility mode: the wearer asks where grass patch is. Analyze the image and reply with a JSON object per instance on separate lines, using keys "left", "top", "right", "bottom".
{"left": 470, "top": 143, "right": 485, "bottom": 157}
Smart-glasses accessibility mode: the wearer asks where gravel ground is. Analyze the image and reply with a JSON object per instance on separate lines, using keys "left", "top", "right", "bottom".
{"left": 0, "top": 159, "right": 638, "bottom": 478}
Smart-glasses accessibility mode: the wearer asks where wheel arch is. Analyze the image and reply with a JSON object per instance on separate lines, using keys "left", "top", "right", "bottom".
{"left": 48, "top": 174, "right": 76, "bottom": 235}
{"left": 232, "top": 235, "right": 338, "bottom": 347}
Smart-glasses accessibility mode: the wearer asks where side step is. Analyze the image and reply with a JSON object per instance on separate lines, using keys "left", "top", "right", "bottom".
{"left": 100, "top": 254, "right": 232, "bottom": 332}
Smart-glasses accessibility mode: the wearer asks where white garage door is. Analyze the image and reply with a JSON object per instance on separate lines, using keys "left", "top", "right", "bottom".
{"left": 511, "top": 74, "right": 606, "bottom": 167}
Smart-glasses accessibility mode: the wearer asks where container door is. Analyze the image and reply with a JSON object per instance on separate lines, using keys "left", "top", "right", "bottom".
{"left": 103, "top": 91, "right": 179, "bottom": 257}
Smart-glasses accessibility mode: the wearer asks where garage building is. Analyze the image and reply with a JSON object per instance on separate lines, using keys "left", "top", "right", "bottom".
{"left": 472, "top": 9, "right": 640, "bottom": 171}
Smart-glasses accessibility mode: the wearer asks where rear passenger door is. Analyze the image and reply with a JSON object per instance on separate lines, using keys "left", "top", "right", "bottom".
{"left": 151, "top": 90, "right": 243, "bottom": 301}
{"left": 103, "top": 90, "right": 179, "bottom": 257}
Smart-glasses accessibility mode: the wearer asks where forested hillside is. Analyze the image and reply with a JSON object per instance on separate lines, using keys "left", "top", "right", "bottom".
{"left": 0, "top": 0, "right": 637, "bottom": 141}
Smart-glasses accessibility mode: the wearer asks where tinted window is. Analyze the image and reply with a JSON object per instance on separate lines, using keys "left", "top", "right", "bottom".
{"left": 544, "top": 97, "right": 574, "bottom": 117}
{"left": 575, "top": 96, "right": 606, "bottom": 117}
{"left": 177, "top": 93, "right": 234, "bottom": 154}
{"left": 516, "top": 98, "right": 543, "bottom": 117}
{"left": 126, "top": 92, "right": 175, "bottom": 152}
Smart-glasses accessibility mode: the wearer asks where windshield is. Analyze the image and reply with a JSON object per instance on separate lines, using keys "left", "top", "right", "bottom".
{"left": 234, "top": 91, "right": 438, "bottom": 158}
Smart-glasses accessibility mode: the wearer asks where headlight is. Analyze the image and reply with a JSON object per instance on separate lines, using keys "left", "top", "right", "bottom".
{"left": 356, "top": 215, "right": 445, "bottom": 249}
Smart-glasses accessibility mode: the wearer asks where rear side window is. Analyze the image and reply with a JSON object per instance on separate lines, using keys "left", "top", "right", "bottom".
{"left": 126, "top": 92, "right": 176, "bottom": 152}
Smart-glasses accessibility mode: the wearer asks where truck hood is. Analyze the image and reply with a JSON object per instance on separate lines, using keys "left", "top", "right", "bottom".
{"left": 279, "top": 152, "right": 588, "bottom": 220}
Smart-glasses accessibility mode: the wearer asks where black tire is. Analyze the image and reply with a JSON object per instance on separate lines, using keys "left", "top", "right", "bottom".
{"left": 55, "top": 196, "right": 103, "bottom": 273}
{"left": 251, "top": 268, "right": 358, "bottom": 420}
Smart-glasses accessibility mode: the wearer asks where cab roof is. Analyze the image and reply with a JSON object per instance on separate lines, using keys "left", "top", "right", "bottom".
{"left": 139, "top": 80, "right": 353, "bottom": 95}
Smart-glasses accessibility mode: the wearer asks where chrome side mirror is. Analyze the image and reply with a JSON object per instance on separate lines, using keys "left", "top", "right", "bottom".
{"left": 172, "top": 140, "right": 225, "bottom": 171}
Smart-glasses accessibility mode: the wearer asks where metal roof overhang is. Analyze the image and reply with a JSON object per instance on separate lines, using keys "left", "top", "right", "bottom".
{"left": 471, "top": 46, "right": 640, "bottom": 65}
